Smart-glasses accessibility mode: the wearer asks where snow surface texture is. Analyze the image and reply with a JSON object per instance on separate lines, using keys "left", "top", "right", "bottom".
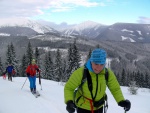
{"left": 0, "top": 77, "right": 150, "bottom": 113}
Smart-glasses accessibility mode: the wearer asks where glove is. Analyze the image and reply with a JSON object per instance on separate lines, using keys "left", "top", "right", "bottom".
{"left": 27, "top": 73, "right": 30, "bottom": 77}
{"left": 118, "top": 99, "right": 131, "bottom": 111}
{"left": 66, "top": 100, "right": 76, "bottom": 113}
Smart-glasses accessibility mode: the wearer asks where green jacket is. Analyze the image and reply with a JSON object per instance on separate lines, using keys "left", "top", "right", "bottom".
{"left": 64, "top": 66, "right": 125, "bottom": 110}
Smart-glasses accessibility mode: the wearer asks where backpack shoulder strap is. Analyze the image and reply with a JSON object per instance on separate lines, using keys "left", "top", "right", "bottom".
{"left": 105, "top": 68, "right": 109, "bottom": 85}
{"left": 81, "top": 66, "right": 87, "bottom": 84}
{"left": 105, "top": 68, "right": 108, "bottom": 81}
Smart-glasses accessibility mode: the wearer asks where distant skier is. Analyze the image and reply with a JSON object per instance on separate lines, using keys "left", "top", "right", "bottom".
{"left": 26, "top": 59, "right": 40, "bottom": 93}
{"left": 2, "top": 72, "right": 6, "bottom": 80}
{"left": 5, "top": 63, "right": 14, "bottom": 81}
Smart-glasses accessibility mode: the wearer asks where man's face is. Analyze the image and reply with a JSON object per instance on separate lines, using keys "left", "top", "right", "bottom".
{"left": 91, "top": 62, "right": 105, "bottom": 74}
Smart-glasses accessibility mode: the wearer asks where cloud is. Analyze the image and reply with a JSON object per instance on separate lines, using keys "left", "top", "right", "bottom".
{"left": 0, "top": 0, "right": 100, "bottom": 18}
{"left": 138, "top": 17, "right": 150, "bottom": 24}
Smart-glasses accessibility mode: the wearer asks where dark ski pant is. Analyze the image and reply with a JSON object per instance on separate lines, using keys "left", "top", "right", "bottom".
{"left": 77, "top": 107, "right": 103, "bottom": 113}
{"left": 28, "top": 76, "right": 36, "bottom": 91}
{"left": 8, "top": 72, "right": 12, "bottom": 81}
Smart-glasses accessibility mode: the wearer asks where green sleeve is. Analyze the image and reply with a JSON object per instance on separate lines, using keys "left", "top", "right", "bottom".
{"left": 107, "top": 69, "right": 125, "bottom": 103}
{"left": 64, "top": 67, "right": 83, "bottom": 104}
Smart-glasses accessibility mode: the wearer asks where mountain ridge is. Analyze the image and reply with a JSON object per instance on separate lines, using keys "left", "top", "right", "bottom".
{"left": 0, "top": 18, "right": 150, "bottom": 43}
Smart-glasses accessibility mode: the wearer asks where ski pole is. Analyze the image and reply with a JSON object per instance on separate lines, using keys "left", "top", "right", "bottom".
{"left": 40, "top": 83, "right": 43, "bottom": 90}
{"left": 39, "top": 72, "right": 42, "bottom": 90}
{"left": 21, "top": 77, "right": 28, "bottom": 89}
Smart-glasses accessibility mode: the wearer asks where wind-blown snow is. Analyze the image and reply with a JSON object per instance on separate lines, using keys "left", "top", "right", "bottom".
{"left": 0, "top": 77, "right": 150, "bottom": 113}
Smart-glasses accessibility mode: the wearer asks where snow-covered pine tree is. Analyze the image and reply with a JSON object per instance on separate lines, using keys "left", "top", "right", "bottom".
{"left": 43, "top": 53, "right": 49, "bottom": 79}
{"left": 61, "top": 59, "right": 67, "bottom": 82}
{"left": 86, "top": 49, "right": 92, "bottom": 62}
{"left": 120, "top": 68, "right": 126, "bottom": 86}
{"left": 5, "top": 44, "right": 11, "bottom": 65}
{"left": 43, "top": 51, "right": 54, "bottom": 80}
{"left": 66, "top": 44, "right": 74, "bottom": 80}
{"left": 20, "top": 54, "right": 27, "bottom": 77}
{"left": 145, "top": 72, "right": 150, "bottom": 88}
{"left": 128, "top": 81, "right": 138, "bottom": 95}
{"left": 34, "top": 47, "right": 42, "bottom": 78}
{"left": 0, "top": 57, "right": 4, "bottom": 75}
{"left": 35, "top": 47, "right": 40, "bottom": 66}
{"left": 72, "top": 40, "right": 81, "bottom": 70}
{"left": 135, "top": 70, "right": 140, "bottom": 87}
{"left": 26, "top": 42, "right": 33, "bottom": 65}
{"left": 54, "top": 49, "right": 63, "bottom": 82}
{"left": 10, "top": 43, "right": 19, "bottom": 76}
{"left": 65, "top": 40, "right": 81, "bottom": 81}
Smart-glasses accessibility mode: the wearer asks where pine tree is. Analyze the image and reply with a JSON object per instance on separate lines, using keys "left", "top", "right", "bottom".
{"left": 66, "top": 44, "right": 74, "bottom": 80}
{"left": 135, "top": 70, "right": 140, "bottom": 87}
{"left": 145, "top": 72, "right": 150, "bottom": 88}
{"left": 120, "top": 68, "right": 126, "bottom": 86}
{"left": 128, "top": 81, "right": 138, "bottom": 95}
{"left": 35, "top": 47, "right": 40, "bottom": 66}
{"left": 72, "top": 40, "right": 81, "bottom": 70}
{"left": 10, "top": 43, "right": 19, "bottom": 76}
{"left": 53, "top": 49, "right": 63, "bottom": 82}
{"left": 26, "top": 42, "right": 33, "bottom": 65}
{"left": 43, "top": 53, "right": 49, "bottom": 79}
{"left": 66, "top": 41, "right": 81, "bottom": 81}
{"left": 20, "top": 54, "right": 27, "bottom": 77}
{"left": 85, "top": 48, "right": 92, "bottom": 64}
{"left": 43, "top": 51, "right": 54, "bottom": 80}
{"left": 62, "top": 59, "right": 67, "bottom": 82}
{"left": 0, "top": 57, "right": 4, "bottom": 75}
{"left": 6, "top": 45, "right": 11, "bottom": 65}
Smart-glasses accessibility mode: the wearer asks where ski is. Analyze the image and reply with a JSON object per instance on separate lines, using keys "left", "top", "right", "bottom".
{"left": 32, "top": 91, "right": 40, "bottom": 98}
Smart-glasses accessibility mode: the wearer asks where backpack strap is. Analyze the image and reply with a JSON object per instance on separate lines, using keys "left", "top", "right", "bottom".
{"left": 105, "top": 68, "right": 108, "bottom": 83}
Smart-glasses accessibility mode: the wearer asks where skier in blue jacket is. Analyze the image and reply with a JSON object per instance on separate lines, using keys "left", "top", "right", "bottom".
{"left": 6, "top": 63, "right": 14, "bottom": 81}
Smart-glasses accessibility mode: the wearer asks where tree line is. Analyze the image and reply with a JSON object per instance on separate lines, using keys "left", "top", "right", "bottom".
{"left": 0, "top": 40, "right": 81, "bottom": 82}
{"left": 0, "top": 41, "right": 149, "bottom": 89}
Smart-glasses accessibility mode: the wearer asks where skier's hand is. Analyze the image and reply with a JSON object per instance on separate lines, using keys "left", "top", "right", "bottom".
{"left": 66, "top": 100, "right": 76, "bottom": 113}
{"left": 118, "top": 99, "right": 131, "bottom": 111}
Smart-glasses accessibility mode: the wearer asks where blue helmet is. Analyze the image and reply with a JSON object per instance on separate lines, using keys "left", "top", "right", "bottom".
{"left": 90, "top": 48, "right": 107, "bottom": 65}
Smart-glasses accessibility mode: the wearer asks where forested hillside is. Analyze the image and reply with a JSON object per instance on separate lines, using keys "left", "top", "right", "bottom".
{"left": 0, "top": 34, "right": 150, "bottom": 88}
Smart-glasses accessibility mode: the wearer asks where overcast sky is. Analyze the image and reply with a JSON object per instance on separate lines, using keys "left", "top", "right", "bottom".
{"left": 0, "top": 0, "right": 150, "bottom": 25}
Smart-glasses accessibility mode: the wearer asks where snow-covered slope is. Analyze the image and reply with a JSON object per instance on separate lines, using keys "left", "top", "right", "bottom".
{"left": 0, "top": 77, "right": 150, "bottom": 113}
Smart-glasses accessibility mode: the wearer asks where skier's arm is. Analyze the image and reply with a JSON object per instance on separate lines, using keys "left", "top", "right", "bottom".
{"left": 107, "top": 69, "right": 125, "bottom": 103}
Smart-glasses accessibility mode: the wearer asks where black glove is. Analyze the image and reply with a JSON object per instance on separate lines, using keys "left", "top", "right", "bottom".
{"left": 27, "top": 73, "right": 30, "bottom": 77}
{"left": 118, "top": 99, "right": 131, "bottom": 111}
{"left": 66, "top": 100, "right": 76, "bottom": 113}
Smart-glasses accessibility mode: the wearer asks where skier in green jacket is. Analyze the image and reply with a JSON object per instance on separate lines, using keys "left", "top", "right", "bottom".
{"left": 64, "top": 48, "right": 131, "bottom": 113}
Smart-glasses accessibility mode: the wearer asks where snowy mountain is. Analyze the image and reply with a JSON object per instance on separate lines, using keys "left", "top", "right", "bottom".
{"left": 0, "top": 18, "right": 150, "bottom": 43}
{"left": 0, "top": 77, "right": 150, "bottom": 113}
{"left": 62, "top": 21, "right": 107, "bottom": 39}
{"left": 62, "top": 22, "right": 150, "bottom": 42}
{"left": 37, "top": 20, "right": 76, "bottom": 31}
{"left": 0, "top": 18, "right": 59, "bottom": 35}
{"left": 95, "top": 23, "right": 150, "bottom": 43}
